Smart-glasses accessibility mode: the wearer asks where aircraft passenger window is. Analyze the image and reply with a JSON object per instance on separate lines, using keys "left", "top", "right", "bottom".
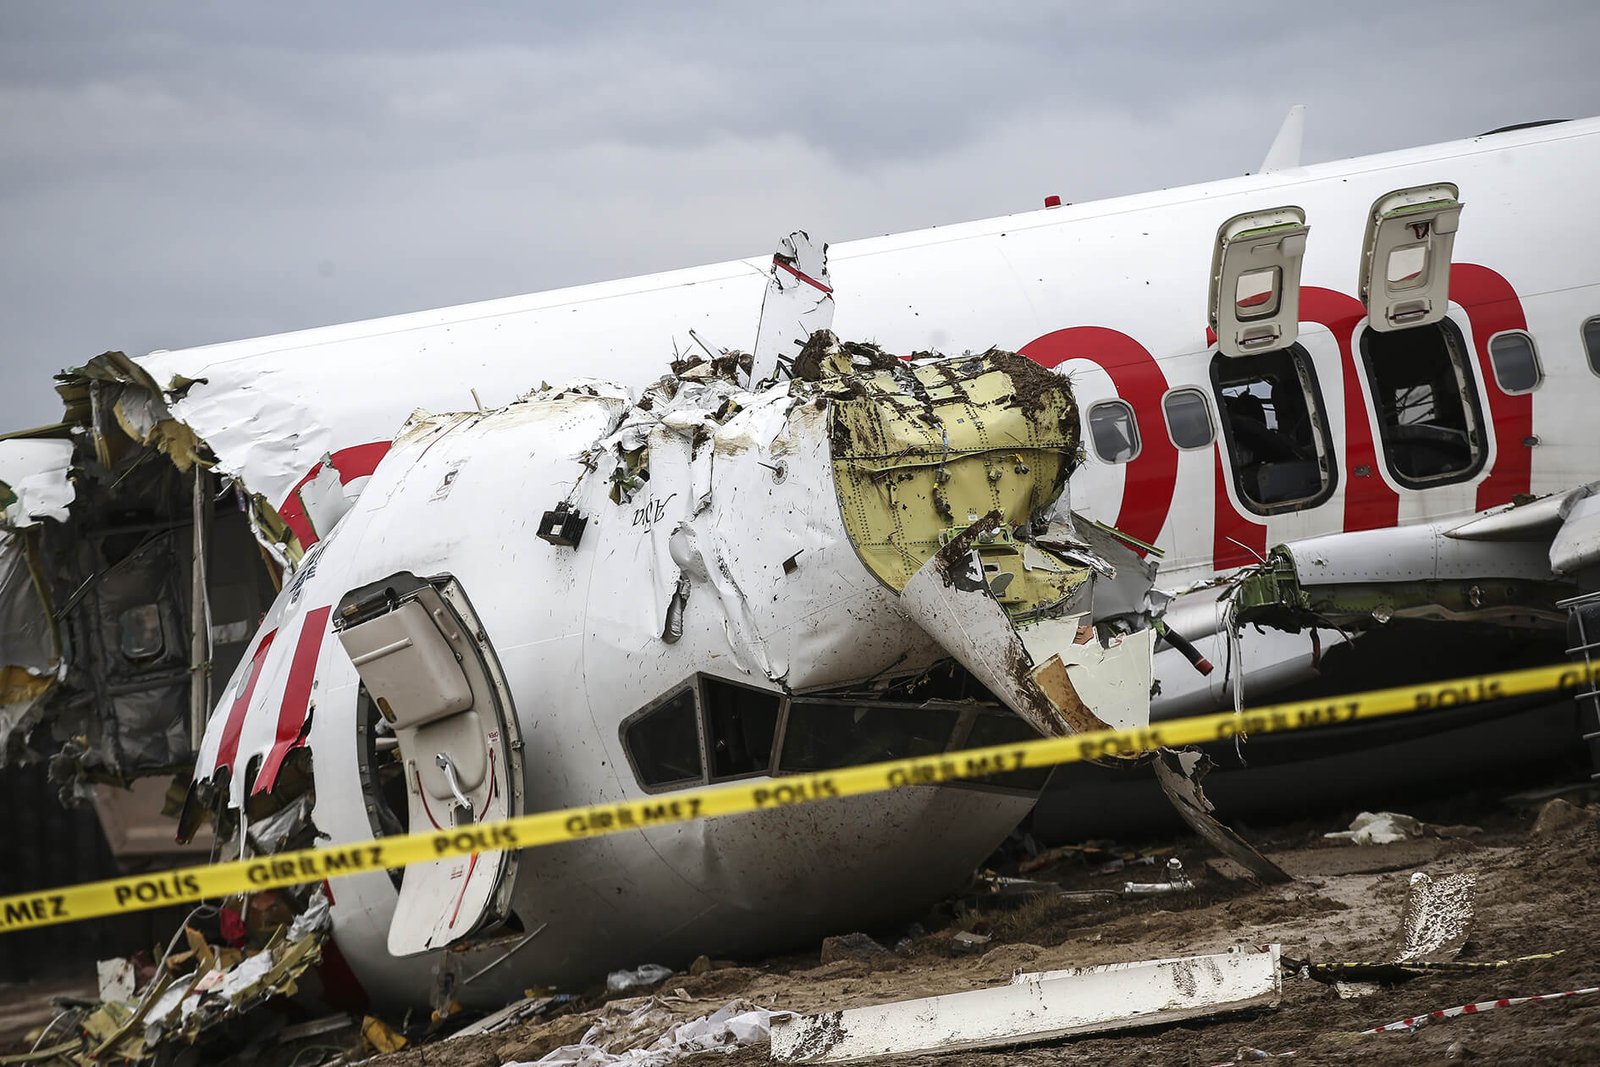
{"left": 779, "top": 702, "right": 958, "bottom": 773}
{"left": 118, "top": 604, "right": 166, "bottom": 662}
{"left": 622, "top": 686, "right": 704, "bottom": 789}
{"left": 1211, "top": 346, "right": 1336, "bottom": 514}
{"left": 702, "top": 677, "right": 781, "bottom": 780}
{"left": 1086, "top": 400, "right": 1140, "bottom": 463}
{"left": 1487, "top": 331, "right": 1542, "bottom": 394}
{"left": 1162, "top": 389, "right": 1215, "bottom": 450}
{"left": 1583, "top": 317, "right": 1600, "bottom": 376}
{"left": 1359, "top": 321, "right": 1486, "bottom": 487}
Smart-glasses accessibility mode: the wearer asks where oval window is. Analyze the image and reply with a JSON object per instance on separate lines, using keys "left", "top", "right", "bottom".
{"left": 1162, "top": 389, "right": 1215, "bottom": 449}
{"left": 1488, "top": 331, "right": 1542, "bottom": 394}
{"left": 1582, "top": 317, "right": 1600, "bottom": 377}
{"left": 1086, "top": 400, "right": 1140, "bottom": 464}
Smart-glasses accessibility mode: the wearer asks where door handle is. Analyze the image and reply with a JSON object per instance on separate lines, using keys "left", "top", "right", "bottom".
{"left": 435, "top": 752, "right": 475, "bottom": 821}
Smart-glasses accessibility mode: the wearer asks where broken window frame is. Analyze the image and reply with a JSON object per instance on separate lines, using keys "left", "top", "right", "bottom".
{"left": 1210, "top": 344, "right": 1339, "bottom": 516}
{"left": 620, "top": 677, "right": 1047, "bottom": 796}
{"left": 1160, "top": 388, "right": 1217, "bottom": 451}
{"left": 1584, "top": 316, "right": 1600, "bottom": 378}
{"left": 1085, "top": 399, "right": 1141, "bottom": 464}
{"left": 1357, "top": 318, "right": 1488, "bottom": 489}
{"left": 701, "top": 674, "right": 783, "bottom": 784}
{"left": 619, "top": 681, "right": 708, "bottom": 794}
{"left": 1486, "top": 330, "right": 1544, "bottom": 395}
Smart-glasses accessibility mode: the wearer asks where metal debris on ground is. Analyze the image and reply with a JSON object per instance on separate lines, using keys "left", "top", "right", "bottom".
{"left": 1285, "top": 871, "right": 1488, "bottom": 984}
{"left": 509, "top": 994, "right": 794, "bottom": 1066}
{"left": 1124, "top": 857, "right": 1195, "bottom": 895}
{"left": 446, "top": 992, "right": 572, "bottom": 1039}
{"left": 769, "top": 945, "right": 1282, "bottom": 1064}
{"left": 604, "top": 964, "right": 674, "bottom": 994}
{"left": 1324, "top": 811, "right": 1426, "bottom": 845}
{"left": 1152, "top": 750, "right": 1293, "bottom": 884}
{"left": 3, "top": 890, "right": 332, "bottom": 1065}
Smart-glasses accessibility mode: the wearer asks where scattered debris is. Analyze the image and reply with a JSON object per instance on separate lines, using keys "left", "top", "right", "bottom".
{"left": 1360, "top": 985, "right": 1600, "bottom": 1035}
{"left": 950, "top": 931, "right": 992, "bottom": 955}
{"left": 520, "top": 995, "right": 793, "bottom": 1066}
{"left": 1153, "top": 749, "right": 1293, "bottom": 884}
{"left": 604, "top": 964, "right": 674, "bottom": 994}
{"left": 769, "top": 946, "right": 1282, "bottom": 1063}
{"left": 446, "top": 991, "right": 571, "bottom": 1038}
{"left": 1324, "top": 811, "right": 1426, "bottom": 845}
{"left": 1124, "top": 856, "right": 1195, "bottom": 895}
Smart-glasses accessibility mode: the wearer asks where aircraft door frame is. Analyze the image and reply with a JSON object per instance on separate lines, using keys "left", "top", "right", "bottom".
{"left": 335, "top": 571, "right": 526, "bottom": 957}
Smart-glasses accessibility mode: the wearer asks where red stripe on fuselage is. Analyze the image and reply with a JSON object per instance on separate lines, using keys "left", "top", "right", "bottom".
{"left": 1212, "top": 446, "right": 1267, "bottom": 569}
{"left": 253, "top": 605, "right": 333, "bottom": 794}
{"left": 1450, "top": 265, "right": 1533, "bottom": 510}
{"left": 214, "top": 628, "right": 278, "bottom": 775}
{"left": 277, "top": 441, "right": 393, "bottom": 549}
{"left": 1020, "top": 327, "right": 1176, "bottom": 550}
{"left": 1300, "top": 287, "right": 1400, "bottom": 532}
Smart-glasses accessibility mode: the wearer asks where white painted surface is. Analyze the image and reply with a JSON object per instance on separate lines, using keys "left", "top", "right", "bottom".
{"left": 0, "top": 439, "right": 74, "bottom": 527}
{"left": 770, "top": 945, "right": 1282, "bottom": 1063}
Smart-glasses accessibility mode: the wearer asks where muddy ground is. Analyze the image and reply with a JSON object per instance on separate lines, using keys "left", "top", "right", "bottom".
{"left": 5, "top": 781, "right": 1599, "bottom": 1066}
{"left": 377, "top": 784, "right": 1600, "bottom": 1067}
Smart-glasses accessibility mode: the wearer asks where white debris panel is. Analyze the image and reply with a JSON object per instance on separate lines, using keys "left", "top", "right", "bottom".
{"left": 769, "top": 945, "right": 1282, "bottom": 1063}
{"left": 0, "top": 438, "right": 75, "bottom": 527}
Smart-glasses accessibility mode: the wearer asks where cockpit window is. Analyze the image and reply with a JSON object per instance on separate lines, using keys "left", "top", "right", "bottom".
{"left": 702, "top": 677, "right": 780, "bottom": 781}
{"left": 621, "top": 686, "right": 704, "bottom": 790}
{"left": 1086, "top": 400, "right": 1140, "bottom": 463}
{"left": 1360, "top": 320, "right": 1486, "bottom": 487}
{"left": 779, "top": 702, "right": 959, "bottom": 773}
{"left": 1212, "top": 345, "right": 1336, "bottom": 514}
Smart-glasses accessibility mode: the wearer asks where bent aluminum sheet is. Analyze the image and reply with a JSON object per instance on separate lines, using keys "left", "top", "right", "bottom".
{"left": 770, "top": 945, "right": 1281, "bottom": 1063}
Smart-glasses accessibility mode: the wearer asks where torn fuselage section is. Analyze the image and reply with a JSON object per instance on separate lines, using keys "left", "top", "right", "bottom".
{"left": 0, "top": 370, "right": 279, "bottom": 811}
{"left": 818, "top": 337, "right": 1162, "bottom": 737}
{"left": 1231, "top": 520, "right": 1574, "bottom": 635}
{"left": 169, "top": 337, "right": 1166, "bottom": 1000}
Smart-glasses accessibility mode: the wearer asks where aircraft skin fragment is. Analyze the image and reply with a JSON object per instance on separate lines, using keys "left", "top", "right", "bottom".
{"left": 769, "top": 945, "right": 1282, "bottom": 1063}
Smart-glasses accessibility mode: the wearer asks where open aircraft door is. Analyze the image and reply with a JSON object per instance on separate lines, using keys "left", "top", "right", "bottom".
{"left": 1209, "top": 207, "right": 1309, "bottom": 357}
{"left": 334, "top": 571, "right": 525, "bottom": 956}
{"left": 1360, "top": 183, "right": 1464, "bottom": 332}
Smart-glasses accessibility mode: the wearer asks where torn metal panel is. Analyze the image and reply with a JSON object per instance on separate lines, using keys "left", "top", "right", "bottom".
{"left": 0, "top": 439, "right": 75, "bottom": 527}
{"left": 1551, "top": 482, "right": 1600, "bottom": 583}
{"left": 751, "top": 230, "right": 834, "bottom": 384}
{"left": 0, "top": 531, "right": 61, "bottom": 759}
{"left": 769, "top": 945, "right": 1282, "bottom": 1063}
{"left": 1153, "top": 749, "right": 1293, "bottom": 884}
{"left": 1232, "top": 519, "right": 1574, "bottom": 633}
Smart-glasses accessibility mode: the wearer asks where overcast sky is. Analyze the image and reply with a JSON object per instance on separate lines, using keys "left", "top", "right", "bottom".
{"left": 2, "top": 2, "right": 1596, "bottom": 429}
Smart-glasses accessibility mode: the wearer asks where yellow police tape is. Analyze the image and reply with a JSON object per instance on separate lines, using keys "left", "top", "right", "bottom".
{"left": 2, "top": 660, "right": 1594, "bottom": 933}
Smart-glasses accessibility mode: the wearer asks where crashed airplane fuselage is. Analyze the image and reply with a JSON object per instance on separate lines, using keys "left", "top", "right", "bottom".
{"left": 182, "top": 342, "right": 1161, "bottom": 1007}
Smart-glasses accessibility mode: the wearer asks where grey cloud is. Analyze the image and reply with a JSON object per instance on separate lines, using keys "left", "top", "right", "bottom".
{"left": 2, "top": 1, "right": 1598, "bottom": 429}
